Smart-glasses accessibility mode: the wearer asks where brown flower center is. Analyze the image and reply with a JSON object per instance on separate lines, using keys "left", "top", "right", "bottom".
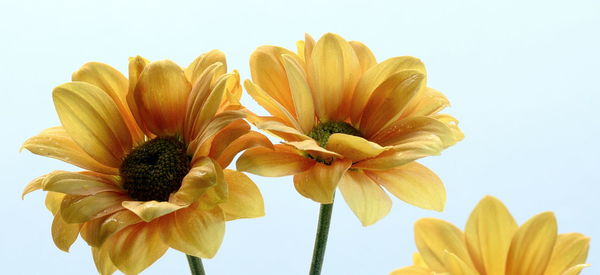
{"left": 120, "top": 137, "right": 191, "bottom": 202}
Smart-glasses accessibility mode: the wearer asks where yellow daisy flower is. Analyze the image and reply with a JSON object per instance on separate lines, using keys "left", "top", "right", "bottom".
{"left": 391, "top": 196, "right": 591, "bottom": 275}
{"left": 22, "top": 51, "right": 271, "bottom": 274}
{"left": 237, "top": 33, "right": 463, "bottom": 226}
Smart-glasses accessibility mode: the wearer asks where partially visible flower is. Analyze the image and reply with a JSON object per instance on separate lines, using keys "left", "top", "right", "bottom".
{"left": 22, "top": 51, "right": 271, "bottom": 274}
{"left": 237, "top": 33, "right": 463, "bottom": 226}
{"left": 391, "top": 196, "right": 591, "bottom": 275}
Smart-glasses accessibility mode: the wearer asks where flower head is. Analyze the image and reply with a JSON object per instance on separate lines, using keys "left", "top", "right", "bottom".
{"left": 391, "top": 196, "right": 591, "bottom": 275}
{"left": 237, "top": 33, "right": 463, "bottom": 226}
{"left": 22, "top": 51, "right": 271, "bottom": 274}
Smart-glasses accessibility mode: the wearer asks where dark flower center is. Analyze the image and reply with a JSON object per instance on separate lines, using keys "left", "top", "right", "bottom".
{"left": 120, "top": 137, "right": 191, "bottom": 202}
{"left": 308, "top": 121, "right": 362, "bottom": 148}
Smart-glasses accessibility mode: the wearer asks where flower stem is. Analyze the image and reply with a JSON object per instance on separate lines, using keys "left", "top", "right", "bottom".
{"left": 186, "top": 254, "right": 206, "bottom": 275}
{"left": 309, "top": 202, "right": 334, "bottom": 275}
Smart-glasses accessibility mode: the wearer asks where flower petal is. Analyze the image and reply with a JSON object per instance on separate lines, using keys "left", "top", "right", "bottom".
{"left": 365, "top": 162, "right": 445, "bottom": 211}
{"left": 72, "top": 61, "right": 144, "bottom": 144}
{"left": 159, "top": 205, "right": 225, "bottom": 258}
{"left": 122, "top": 201, "right": 186, "bottom": 222}
{"left": 189, "top": 110, "right": 247, "bottom": 161}
{"left": 544, "top": 233, "right": 590, "bottom": 275}
{"left": 80, "top": 210, "right": 142, "bottom": 247}
{"left": 107, "top": 222, "right": 168, "bottom": 275}
{"left": 134, "top": 59, "right": 191, "bottom": 136}
{"left": 281, "top": 54, "right": 315, "bottom": 133}
{"left": 414, "top": 218, "right": 474, "bottom": 273}
{"left": 561, "top": 264, "right": 590, "bottom": 275}
{"left": 506, "top": 212, "right": 558, "bottom": 275}
{"left": 60, "top": 192, "right": 128, "bottom": 223}
{"left": 352, "top": 134, "right": 444, "bottom": 170}
{"left": 220, "top": 170, "right": 265, "bottom": 220}
{"left": 294, "top": 159, "right": 352, "bottom": 203}
{"left": 51, "top": 212, "right": 81, "bottom": 252}
{"left": 42, "top": 171, "right": 122, "bottom": 195}
{"left": 351, "top": 56, "right": 426, "bottom": 123}
{"left": 359, "top": 70, "right": 425, "bottom": 137}
{"left": 349, "top": 41, "right": 377, "bottom": 73}
{"left": 45, "top": 191, "right": 65, "bottom": 214}
{"left": 185, "top": 50, "right": 227, "bottom": 85}
{"left": 371, "top": 116, "right": 456, "bottom": 148}
{"left": 171, "top": 157, "right": 219, "bottom": 206}
{"left": 401, "top": 87, "right": 449, "bottom": 118}
{"left": 464, "top": 195, "right": 518, "bottom": 275}
{"left": 254, "top": 119, "right": 311, "bottom": 142}
{"left": 22, "top": 174, "right": 45, "bottom": 199}
{"left": 214, "top": 131, "right": 273, "bottom": 168}
{"left": 338, "top": 170, "right": 392, "bottom": 226}
{"left": 237, "top": 144, "right": 316, "bottom": 177}
{"left": 92, "top": 244, "right": 117, "bottom": 275}
{"left": 244, "top": 80, "right": 302, "bottom": 130}
{"left": 285, "top": 139, "right": 342, "bottom": 160}
{"left": 434, "top": 114, "right": 464, "bottom": 143}
{"left": 389, "top": 266, "right": 432, "bottom": 275}
{"left": 126, "top": 56, "right": 152, "bottom": 137}
{"left": 53, "top": 82, "right": 132, "bottom": 168}
{"left": 326, "top": 134, "right": 385, "bottom": 162}
{"left": 308, "top": 33, "right": 360, "bottom": 121}
{"left": 22, "top": 127, "right": 117, "bottom": 174}
{"left": 442, "top": 251, "right": 479, "bottom": 275}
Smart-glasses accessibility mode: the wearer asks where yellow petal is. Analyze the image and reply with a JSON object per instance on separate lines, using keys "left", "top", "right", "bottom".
{"left": 293, "top": 159, "right": 352, "bottom": 203}
{"left": 92, "top": 243, "right": 118, "bottom": 275}
{"left": 122, "top": 201, "right": 186, "bottom": 222}
{"left": 171, "top": 157, "right": 219, "bottom": 206}
{"left": 414, "top": 218, "right": 473, "bottom": 273}
{"left": 308, "top": 33, "right": 360, "bottom": 121}
{"left": 401, "top": 87, "right": 449, "bottom": 118}
{"left": 196, "top": 163, "right": 227, "bottom": 210}
{"left": 544, "top": 233, "right": 590, "bottom": 275}
{"left": 359, "top": 70, "right": 425, "bottom": 137}
{"left": 349, "top": 41, "right": 377, "bottom": 73}
{"left": 22, "top": 127, "right": 117, "bottom": 175}
{"left": 389, "top": 266, "right": 432, "bottom": 275}
{"left": 134, "top": 59, "right": 191, "bottom": 136}
{"left": 351, "top": 56, "right": 426, "bottom": 122}
{"left": 338, "top": 170, "right": 392, "bottom": 226}
{"left": 81, "top": 210, "right": 142, "bottom": 247}
{"left": 413, "top": 252, "right": 428, "bottom": 268}
{"left": 207, "top": 119, "right": 250, "bottom": 156}
{"left": 353, "top": 134, "right": 444, "bottom": 170}
{"left": 249, "top": 46, "right": 301, "bottom": 114}
{"left": 51, "top": 212, "right": 81, "bottom": 252}
{"left": 282, "top": 54, "right": 315, "bottom": 133}
{"left": 244, "top": 80, "right": 302, "bottom": 130}
{"left": 506, "top": 212, "right": 558, "bottom": 275}
{"left": 326, "top": 134, "right": 385, "bottom": 162}
{"left": 184, "top": 62, "right": 225, "bottom": 142}
{"left": 159, "top": 205, "right": 225, "bottom": 258}
{"left": 53, "top": 82, "right": 132, "bottom": 168}
{"left": 254, "top": 120, "right": 312, "bottom": 142}
{"left": 107, "top": 222, "right": 168, "bottom": 275}
{"left": 42, "top": 171, "right": 121, "bottom": 195}
{"left": 60, "top": 192, "right": 127, "bottom": 223}
{"left": 189, "top": 110, "right": 247, "bottom": 161}
{"left": 303, "top": 33, "right": 316, "bottom": 64}
{"left": 220, "top": 170, "right": 265, "bottom": 220}
{"left": 72, "top": 61, "right": 144, "bottom": 144}
{"left": 561, "top": 264, "right": 590, "bottom": 275}
{"left": 285, "top": 139, "right": 342, "bottom": 160}
{"left": 434, "top": 114, "right": 464, "bottom": 143}
{"left": 442, "top": 251, "right": 479, "bottom": 275}
{"left": 366, "top": 162, "right": 445, "bottom": 211}
{"left": 185, "top": 50, "right": 227, "bottom": 85}
{"left": 214, "top": 131, "right": 273, "bottom": 169}
{"left": 22, "top": 174, "right": 45, "bottom": 199}
{"left": 127, "top": 55, "right": 152, "bottom": 138}
{"left": 45, "top": 191, "right": 65, "bottom": 214}
{"left": 237, "top": 144, "right": 316, "bottom": 177}
{"left": 465, "top": 195, "right": 518, "bottom": 275}
{"left": 371, "top": 116, "right": 456, "bottom": 148}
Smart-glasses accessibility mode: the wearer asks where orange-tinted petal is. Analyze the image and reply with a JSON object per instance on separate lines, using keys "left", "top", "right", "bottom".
{"left": 219, "top": 170, "right": 265, "bottom": 220}
{"left": 171, "top": 157, "right": 220, "bottom": 206}
{"left": 92, "top": 243, "right": 117, "bottom": 275}
{"left": 237, "top": 144, "right": 316, "bottom": 177}
{"left": 126, "top": 55, "right": 152, "bottom": 138}
{"left": 122, "top": 201, "right": 186, "bottom": 222}
{"left": 214, "top": 131, "right": 273, "bottom": 168}
{"left": 349, "top": 41, "right": 376, "bottom": 73}
{"left": 60, "top": 192, "right": 128, "bottom": 223}
{"left": 80, "top": 210, "right": 142, "bottom": 247}
{"left": 51, "top": 212, "right": 81, "bottom": 252}
{"left": 366, "top": 162, "right": 445, "bottom": 211}
{"left": 506, "top": 212, "right": 558, "bottom": 275}
{"left": 22, "top": 127, "right": 117, "bottom": 175}
{"left": 53, "top": 82, "right": 132, "bottom": 168}
{"left": 282, "top": 54, "right": 315, "bottom": 133}
{"left": 134, "top": 60, "right": 191, "bottom": 136}
{"left": 338, "top": 169, "right": 392, "bottom": 226}
{"left": 244, "top": 80, "right": 301, "bottom": 130}
{"left": 107, "top": 222, "right": 168, "bottom": 275}
{"left": 42, "top": 171, "right": 121, "bottom": 195}
{"left": 293, "top": 159, "right": 352, "bottom": 203}
{"left": 185, "top": 50, "right": 227, "bottom": 85}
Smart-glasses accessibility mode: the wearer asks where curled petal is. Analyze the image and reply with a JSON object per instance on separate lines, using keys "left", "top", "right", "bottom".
{"left": 22, "top": 174, "right": 46, "bottom": 199}
{"left": 214, "top": 131, "right": 273, "bottom": 168}
{"left": 255, "top": 120, "right": 312, "bottom": 142}
{"left": 285, "top": 139, "right": 342, "bottom": 160}
{"left": 352, "top": 134, "right": 444, "bottom": 170}
{"left": 237, "top": 144, "right": 316, "bottom": 177}
{"left": 122, "top": 201, "right": 186, "bottom": 222}
{"left": 326, "top": 134, "right": 385, "bottom": 162}
{"left": 185, "top": 50, "right": 227, "bottom": 85}
{"left": 171, "top": 157, "right": 220, "bottom": 206}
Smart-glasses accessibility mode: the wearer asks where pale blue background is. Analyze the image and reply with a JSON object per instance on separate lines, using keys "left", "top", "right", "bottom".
{"left": 1, "top": 0, "right": 598, "bottom": 274}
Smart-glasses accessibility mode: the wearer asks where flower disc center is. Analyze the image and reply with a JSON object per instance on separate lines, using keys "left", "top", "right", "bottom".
{"left": 308, "top": 121, "right": 362, "bottom": 147}
{"left": 120, "top": 137, "right": 191, "bottom": 202}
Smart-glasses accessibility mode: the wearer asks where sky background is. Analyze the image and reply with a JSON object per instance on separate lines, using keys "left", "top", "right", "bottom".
{"left": 1, "top": 0, "right": 598, "bottom": 274}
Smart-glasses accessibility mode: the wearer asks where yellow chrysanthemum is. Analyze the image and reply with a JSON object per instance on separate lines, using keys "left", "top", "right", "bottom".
{"left": 237, "top": 33, "right": 463, "bottom": 226}
{"left": 391, "top": 196, "right": 591, "bottom": 275}
{"left": 22, "top": 51, "right": 271, "bottom": 274}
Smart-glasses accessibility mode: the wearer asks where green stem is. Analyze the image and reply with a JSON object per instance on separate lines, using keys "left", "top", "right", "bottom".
{"left": 308, "top": 202, "right": 334, "bottom": 275}
{"left": 186, "top": 254, "right": 206, "bottom": 275}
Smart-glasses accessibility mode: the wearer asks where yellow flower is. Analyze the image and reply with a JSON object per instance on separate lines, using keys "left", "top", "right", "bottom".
{"left": 237, "top": 33, "right": 463, "bottom": 226}
{"left": 22, "top": 51, "right": 271, "bottom": 274}
{"left": 391, "top": 196, "right": 591, "bottom": 275}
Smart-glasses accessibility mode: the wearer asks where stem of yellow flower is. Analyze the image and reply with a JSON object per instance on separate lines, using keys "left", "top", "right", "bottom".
{"left": 308, "top": 202, "right": 334, "bottom": 275}
{"left": 186, "top": 254, "right": 206, "bottom": 275}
